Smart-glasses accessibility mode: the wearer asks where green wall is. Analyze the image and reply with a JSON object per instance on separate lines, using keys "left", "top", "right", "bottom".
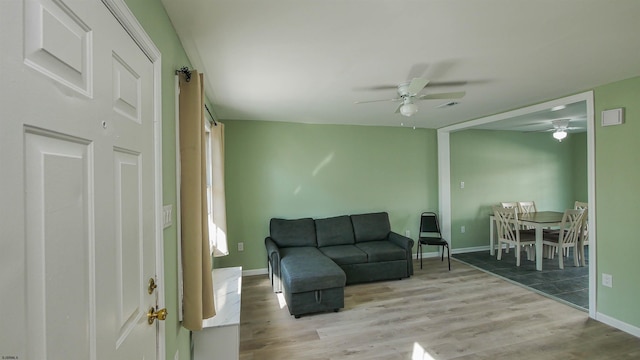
{"left": 449, "top": 130, "right": 586, "bottom": 249}
{"left": 594, "top": 76, "right": 640, "bottom": 329}
{"left": 571, "top": 132, "right": 588, "bottom": 203}
{"left": 215, "top": 120, "right": 439, "bottom": 270}
{"left": 123, "top": 0, "right": 192, "bottom": 358}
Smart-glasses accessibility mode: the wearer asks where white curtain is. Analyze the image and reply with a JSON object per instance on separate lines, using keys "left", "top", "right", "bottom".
{"left": 205, "top": 121, "right": 228, "bottom": 257}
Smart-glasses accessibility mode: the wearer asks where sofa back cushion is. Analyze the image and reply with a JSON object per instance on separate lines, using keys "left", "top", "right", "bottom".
{"left": 315, "top": 215, "right": 355, "bottom": 247}
{"left": 351, "top": 212, "right": 390, "bottom": 243}
{"left": 270, "top": 218, "right": 317, "bottom": 247}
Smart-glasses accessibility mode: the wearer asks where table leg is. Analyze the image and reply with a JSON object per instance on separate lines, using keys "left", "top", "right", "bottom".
{"left": 536, "top": 225, "right": 543, "bottom": 271}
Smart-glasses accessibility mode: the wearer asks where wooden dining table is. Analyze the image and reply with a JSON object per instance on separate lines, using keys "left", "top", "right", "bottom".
{"left": 489, "top": 211, "right": 564, "bottom": 271}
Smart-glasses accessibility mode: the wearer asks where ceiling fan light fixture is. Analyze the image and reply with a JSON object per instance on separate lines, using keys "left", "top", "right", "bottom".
{"left": 553, "top": 129, "right": 567, "bottom": 141}
{"left": 400, "top": 102, "right": 418, "bottom": 117}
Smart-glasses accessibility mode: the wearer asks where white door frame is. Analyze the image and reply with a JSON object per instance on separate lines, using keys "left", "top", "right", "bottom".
{"left": 101, "top": 1, "right": 165, "bottom": 358}
{"left": 437, "top": 91, "right": 596, "bottom": 319}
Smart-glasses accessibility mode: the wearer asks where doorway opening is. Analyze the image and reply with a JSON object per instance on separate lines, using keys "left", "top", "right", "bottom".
{"left": 437, "top": 91, "right": 596, "bottom": 318}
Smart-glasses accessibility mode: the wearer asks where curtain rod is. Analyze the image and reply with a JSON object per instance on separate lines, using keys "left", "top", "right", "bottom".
{"left": 175, "top": 66, "right": 191, "bottom": 82}
{"left": 176, "top": 67, "right": 218, "bottom": 126}
{"left": 205, "top": 104, "right": 218, "bottom": 126}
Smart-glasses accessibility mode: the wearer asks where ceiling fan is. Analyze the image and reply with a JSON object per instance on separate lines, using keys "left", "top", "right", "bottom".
{"left": 516, "top": 118, "right": 583, "bottom": 132}
{"left": 547, "top": 119, "right": 582, "bottom": 141}
{"left": 522, "top": 119, "right": 583, "bottom": 142}
{"left": 354, "top": 78, "right": 466, "bottom": 117}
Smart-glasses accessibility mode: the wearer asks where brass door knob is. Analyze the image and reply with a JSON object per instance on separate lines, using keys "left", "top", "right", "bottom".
{"left": 147, "top": 307, "right": 168, "bottom": 325}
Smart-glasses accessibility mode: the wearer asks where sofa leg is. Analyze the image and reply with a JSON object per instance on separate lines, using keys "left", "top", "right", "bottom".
{"left": 294, "top": 315, "right": 301, "bottom": 319}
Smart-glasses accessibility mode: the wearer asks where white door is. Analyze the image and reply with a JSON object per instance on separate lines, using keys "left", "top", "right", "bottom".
{"left": 0, "top": 0, "right": 159, "bottom": 359}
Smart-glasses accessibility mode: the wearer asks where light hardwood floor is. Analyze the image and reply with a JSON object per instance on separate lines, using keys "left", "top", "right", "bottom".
{"left": 239, "top": 258, "right": 640, "bottom": 359}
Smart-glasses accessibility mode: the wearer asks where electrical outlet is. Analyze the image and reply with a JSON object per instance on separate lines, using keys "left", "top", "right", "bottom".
{"left": 237, "top": 242, "right": 244, "bottom": 252}
{"left": 405, "top": 230, "right": 410, "bottom": 237}
{"left": 461, "top": 225, "right": 465, "bottom": 233}
{"left": 460, "top": 181, "right": 465, "bottom": 189}
{"left": 602, "top": 273, "right": 613, "bottom": 288}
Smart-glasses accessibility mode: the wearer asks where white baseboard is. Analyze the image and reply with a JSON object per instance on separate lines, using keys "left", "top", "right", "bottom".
{"left": 243, "top": 268, "right": 268, "bottom": 276}
{"left": 451, "top": 245, "right": 490, "bottom": 254}
{"left": 416, "top": 251, "right": 442, "bottom": 259}
{"left": 417, "top": 245, "right": 490, "bottom": 259}
{"left": 596, "top": 312, "right": 640, "bottom": 338}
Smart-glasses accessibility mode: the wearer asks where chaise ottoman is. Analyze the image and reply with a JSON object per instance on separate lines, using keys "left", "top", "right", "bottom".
{"left": 280, "top": 247, "right": 346, "bottom": 318}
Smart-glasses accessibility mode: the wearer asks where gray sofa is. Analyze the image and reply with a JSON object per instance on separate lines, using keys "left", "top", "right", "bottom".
{"left": 265, "top": 212, "right": 414, "bottom": 318}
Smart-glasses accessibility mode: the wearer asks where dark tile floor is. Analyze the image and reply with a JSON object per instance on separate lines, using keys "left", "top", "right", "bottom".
{"left": 453, "top": 246, "right": 589, "bottom": 310}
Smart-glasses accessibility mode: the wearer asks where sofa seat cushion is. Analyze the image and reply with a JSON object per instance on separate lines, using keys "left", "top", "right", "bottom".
{"left": 356, "top": 241, "right": 406, "bottom": 262}
{"left": 280, "top": 247, "right": 346, "bottom": 294}
{"left": 315, "top": 215, "right": 355, "bottom": 247}
{"left": 319, "top": 245, "right": 367, "bottom": 265}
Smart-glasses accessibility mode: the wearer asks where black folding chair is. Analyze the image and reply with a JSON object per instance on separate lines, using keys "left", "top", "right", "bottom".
{"left": 416, "top": 212, "right": 450, "bottom": 270}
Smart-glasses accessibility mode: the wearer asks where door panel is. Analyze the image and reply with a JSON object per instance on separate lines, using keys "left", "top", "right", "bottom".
{"left": 0, "top": 0, "right": 157, "bottom": 358}
{"left": 24, "top": 129, "right": 94, "bottom": 360}
{"left": 24, "top": 0, "right": 92, "bottom": 96}
{"left": 114, "top": 149, "right": 144, "bottom": 347}
{"left": 113, "top": 53, "right": 142, "bottom": 123}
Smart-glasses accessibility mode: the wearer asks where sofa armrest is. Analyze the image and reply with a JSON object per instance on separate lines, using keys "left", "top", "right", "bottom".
{"left": 388, "top": 232, "right": 415, "bottom": 276}
{"left": 265, "top": 237, "right": 283, "bottom": 293}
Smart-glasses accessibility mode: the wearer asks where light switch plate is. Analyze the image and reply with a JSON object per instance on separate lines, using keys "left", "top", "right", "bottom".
{"left": 163, "top": 205, "right": 173, "bottom": 229}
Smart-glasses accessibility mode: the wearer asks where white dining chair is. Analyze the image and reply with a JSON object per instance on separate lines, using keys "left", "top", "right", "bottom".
{"left": 546, "top": 201, "right": 589, "bottom": 260}
{"left": 514, "top": 201, "right": 538, "bottom": 257}
{"left": 574, "top": 201, "right": 588, "bottom": 210}
{"left": 518, "top": 201, "right": 537, "bottom": 214}
{"left": 542, "top": 208, "right": 586, "bottom": 269}
{"left": 574, "top": 201, "right": 589, "bottom": 266}
{"left": 499, "top": 202, "right": 518, "bottom": 254}
{"left": 493, "top": 206, "right": 536, "bottom": 267}
{"left": 500, "top": 202, "right": 518, "bottom": 209}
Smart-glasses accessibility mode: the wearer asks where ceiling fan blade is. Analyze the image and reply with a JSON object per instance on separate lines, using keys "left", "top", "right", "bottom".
{"left": 395, "top": 103, "right": 403, "bottom": 114}
{"left": 427, "top": 80, "right": 469, "bottom": 87}
{"left": 354, "top": 97, "right": 402, "bottom": 104}
{"left": 359, "top": 85, "right": 398, "bottom": 91}
{"left": 522, "top": 129, "right": 556, "bottom": 133}
{"left": 358, "top": 80, "right": 486, "bottom": 92}
{"left": 417, "top": 91, "right": 466, "bottom": 100}
{"left": 406, "top": 63, "right": 429, "bottom": 80}
{"left": 552, "top": 119, "right": 571, "bottom": 129}
{"left": 408, "top": 78, "right": 430, "bottom": 95}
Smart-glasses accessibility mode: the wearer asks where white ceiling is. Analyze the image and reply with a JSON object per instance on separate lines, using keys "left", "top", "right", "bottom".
{"left": 160, "top": 0, "right": 640, "bottom": 131}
